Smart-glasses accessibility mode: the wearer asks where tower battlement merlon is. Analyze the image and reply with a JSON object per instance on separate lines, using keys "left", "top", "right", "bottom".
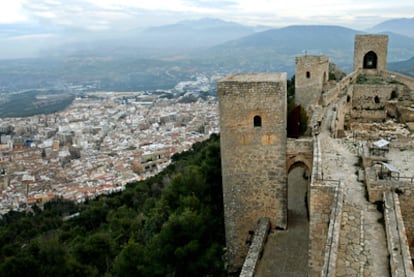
{"left": 220, "top": 72, "right": 287, "bottom": 82}
{"left": 295, "top": 55, "right": 329, "bottom": 66}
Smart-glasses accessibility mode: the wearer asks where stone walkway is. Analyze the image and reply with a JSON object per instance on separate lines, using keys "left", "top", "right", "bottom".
{"left": 319, "top": 131, "right": 389, "bottom": 276}
{"left": 255, "top": 167, "right": 309, "bottom": 277}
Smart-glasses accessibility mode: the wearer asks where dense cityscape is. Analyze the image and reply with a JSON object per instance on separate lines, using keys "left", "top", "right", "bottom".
{"left": 0, "top": 89, "right": 219, "bottom": 215}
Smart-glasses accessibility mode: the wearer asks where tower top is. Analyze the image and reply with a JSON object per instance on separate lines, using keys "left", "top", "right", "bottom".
{"left": 220, "top": 73, "right": 286, "bottom": 83}
{"left": 353, "top": 34, "right": 388, "bottom": 72}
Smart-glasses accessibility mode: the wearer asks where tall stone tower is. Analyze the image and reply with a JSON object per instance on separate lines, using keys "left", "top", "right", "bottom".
{"left": 218, "top": 73, "right": 287, "bottom": 271}
{"left": 353, "top": 34, "right": 388, "bottom": 72}
{"left": 295, "top": 55, "right": 329, "bottom": 109}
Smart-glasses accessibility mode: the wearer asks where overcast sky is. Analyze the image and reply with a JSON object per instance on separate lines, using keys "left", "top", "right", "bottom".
{"left": 1, "top": 0, "right": 414, "bottom": 30}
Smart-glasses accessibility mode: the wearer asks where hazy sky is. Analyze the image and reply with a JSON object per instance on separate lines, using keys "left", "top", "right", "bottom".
{"left": 1, "top": 0, "right": 413, "bottom": 30}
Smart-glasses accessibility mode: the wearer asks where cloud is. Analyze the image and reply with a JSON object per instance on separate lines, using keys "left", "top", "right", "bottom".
{"left": 21, "top": 0, "right": 137, "bottom": 30}
{"left": 10, "top": 0, "right": 414, "bottom": 31}
{"left": 184, "top": 0, "right": 238, "bottom": 9}
{"left": 5, "top": 33, "right": 58, "bottom": 41}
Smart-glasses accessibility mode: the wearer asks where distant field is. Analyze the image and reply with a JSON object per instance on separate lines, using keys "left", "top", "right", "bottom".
{"left": 0, "top": 90, "right": 75, "bottom": 118}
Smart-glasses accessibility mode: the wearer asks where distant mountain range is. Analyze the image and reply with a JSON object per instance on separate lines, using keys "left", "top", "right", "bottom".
{"left": 196, "top": 25, "right": 414, "bottom": 74}
{"left": 0, "top": 18, "right": 414, "bottom": 92}
{"left": 389, "top": 57, "right": 414, "bottom": 77}
{"left": 134, "top": 18, "right": 268, "bottom": 49}
{"left": 369, "top": 18, "right": 414, "bottom": 38}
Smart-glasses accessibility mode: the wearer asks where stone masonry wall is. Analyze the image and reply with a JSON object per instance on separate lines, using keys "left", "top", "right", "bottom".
{"left": 239, "top": 217, "right": 271, "bottom": 277}
{"left": 309, "top": 181, "right": 337, "bottom": 277}
{"left": 295, "top": 55, "right": 329, "bottom": 109}
{"left": 218, "top": 73, "right": 287, "bottom": 271}
{"left": 351, "top": 84, "right": 398, "bottom": 122}
{"left": 286, "top": 137, "right": 313, "bottom": 172}
{"left": 353, "top": 35, "right": 388, "bottom": 72}
{"left": 321, "top": 70, "right": 359, "bottom": 107}
{"left": 383, "top": 192, "right": 414, "bottom": 276}
{"left": 365, "top": 167, "right": 413, "bottom": 203}
{"left": 398, "top": 190, "right": 414, "bottom": 258}
{"left": 382, "top": 70, "right": 414, "bottom": 92}
{"left": 321, "top": 184, "right": 344, "bottom": 277}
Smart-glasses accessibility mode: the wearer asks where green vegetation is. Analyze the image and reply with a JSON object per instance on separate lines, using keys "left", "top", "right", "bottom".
{"left": 355, "top": 74, "right": 386, "bottom": 85}
{"left": 0, "top": 134, "right": 225, "bottom": 276}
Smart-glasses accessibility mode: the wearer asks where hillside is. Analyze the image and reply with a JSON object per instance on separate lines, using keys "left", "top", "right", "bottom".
{"left": 388, "top": 56, "right": 414, "bottom": 77}
{"left": 0, "top": 134, "right": 225, "bottom": 276}
{"left": 369, "top": 18, "right": 414, "bottom": 38}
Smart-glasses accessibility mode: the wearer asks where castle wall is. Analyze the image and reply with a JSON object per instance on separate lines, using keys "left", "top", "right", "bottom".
{"left": 218, "top": 73, "right": 287, "bottom": 271}
{"left": 295, "top": 55, "right": 329, "bottom": 109}
{"left": 382, "top": 70, "right": 414, "bottom": 92}
{"left": 383, "top": 192, "right": 414, "bottom": 275}
{"left": 398, "top": 191, "right": 414, "bottom": 257}
{"left": 321, "top": 71, "right": 359, "bottom": 107}
{"left": 351, "top": 84, "right": 396, "bottom": 122}
{"left": 308, "top": 182, "right": 338, "bottom": 277}
{"left": 308, "top": 135, "right": 340, "bottom": 276}
{"left": 286, "top": 137, "right": 313, "bottom": 172}
{"left": 353, "top": 35, "right": 388, "bottom": 72}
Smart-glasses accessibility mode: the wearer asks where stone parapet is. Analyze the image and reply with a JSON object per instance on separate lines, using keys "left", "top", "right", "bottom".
{"left": 321, "top": 183, "right": 344, "bottom": 277}
{"left": 382, "top": 70, "right": 414, "bottom": 92}
{"left": 383, "top": 191, "right": 414, "bottom": 277}
{"left": 239, "top": 218, "right": 271, "bottom": 277}
{"left": 398, "top": 191, "right": 414, "bottom": 259}
{"left": 308, "top": 181, "right": 339, "bottom": 277}
{"left": 322, "top": 70, "right": 359, "bottom": 107}
{"left": 312, "top": 135, "right": 322, "bottom": 181}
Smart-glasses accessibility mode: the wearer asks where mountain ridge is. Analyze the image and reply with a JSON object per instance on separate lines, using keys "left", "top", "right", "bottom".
{"left": 369, "top": 18, "right": 414, "bottom": 38}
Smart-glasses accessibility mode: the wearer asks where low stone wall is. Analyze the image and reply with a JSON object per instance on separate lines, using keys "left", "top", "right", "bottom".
{"left": 365, "top": 167, "right": 414, "bottom": 203}
{"left": 312, "top": 135, "right": 322, "bottom": 181}
{"left": 308, "top": 181, "right": 339, "bottom": 277}
{"left": 383, "top": 191, "right": 414, "bottom": 276}
{"left": 239, "top": 217, "right": 271, "bottom": 277}
{"left": 398, "top": 191, "right": 414, "bottom": 258}
{"left": 321, "top": 183, "right": 344, "bottom": 277}
{"left": 382, "top": 70, "right": 414, "bottom": 92}
{"left": 399, "top": 106, "right": 414, "bottom": 123}
{"left": 322, "top": 71, "right": 359, "bottom": 107}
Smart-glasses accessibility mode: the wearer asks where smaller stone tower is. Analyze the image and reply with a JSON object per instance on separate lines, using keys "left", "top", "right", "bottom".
{"left": 218, "top": 73, "right": 287, "bottom": 271}
{"left": 295, "top": 55, "right": 329, "bottom": 109}
{"left": 353, "top": 34, "right": 388, "bottom": 72}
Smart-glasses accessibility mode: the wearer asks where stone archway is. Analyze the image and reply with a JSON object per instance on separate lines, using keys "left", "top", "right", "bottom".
{"left": 363, "top": 51, "right": 378, "bottom": 69}
{"left": 287, "top": 161, "right": 310, "bottom": 222}
{"left": 286, "top": 138, "right": 313, "bottom": 224}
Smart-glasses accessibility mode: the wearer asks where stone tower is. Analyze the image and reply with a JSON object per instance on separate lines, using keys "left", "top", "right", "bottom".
{"left": 295, "top": 55, "right": 329, "bottom": 109}
{"left": 353, "top": 34, "right": 388, "bottom": 72}
{"left": 218, "top": 73, "right": 287, "bottom": 271}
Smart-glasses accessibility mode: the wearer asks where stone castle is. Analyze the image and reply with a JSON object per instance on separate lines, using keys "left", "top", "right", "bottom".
{"left": 218, "top": 35, "right": 414, "bottom": 276}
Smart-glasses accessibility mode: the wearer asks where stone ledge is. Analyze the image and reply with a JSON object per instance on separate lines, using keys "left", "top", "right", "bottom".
{"left": 383, "top": 191, "right": 414, "bottom": 277}
{"left": 240, "top": 217, "right": 271, "bottom": 277}
{"left": 321, "top": 184, "right": 344, "bottom": 277}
